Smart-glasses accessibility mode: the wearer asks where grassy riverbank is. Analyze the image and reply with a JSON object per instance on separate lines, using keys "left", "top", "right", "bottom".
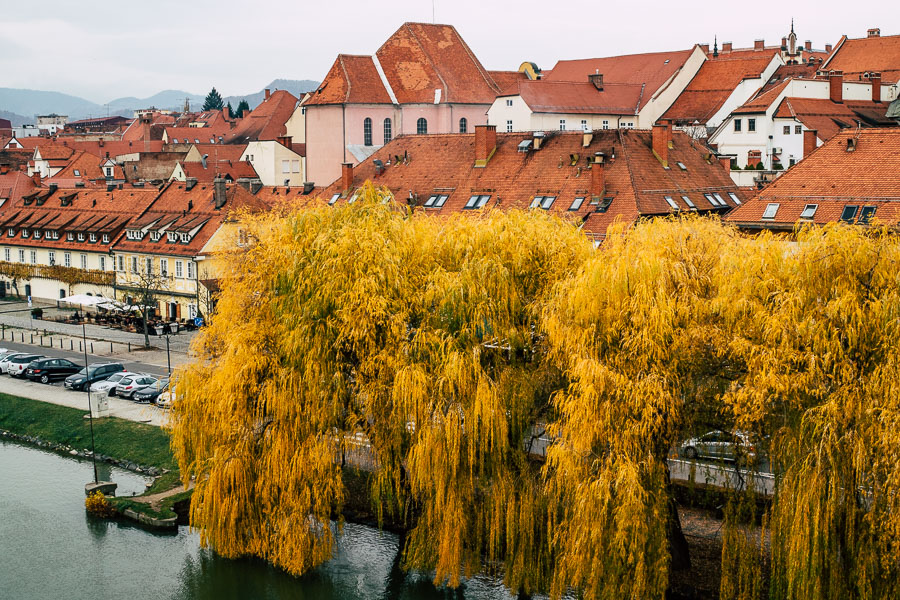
{"left": 0, "top": 392, "right": 176, "bottom": 470}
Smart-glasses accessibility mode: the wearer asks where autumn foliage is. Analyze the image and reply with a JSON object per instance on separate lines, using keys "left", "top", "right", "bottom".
{"left": 170, "top": 184, "right": 900, "bottom": 599}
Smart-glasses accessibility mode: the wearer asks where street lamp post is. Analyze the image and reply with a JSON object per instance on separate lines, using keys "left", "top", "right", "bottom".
{"left": 83, "top": 323, "right": 98, "bottom": 484}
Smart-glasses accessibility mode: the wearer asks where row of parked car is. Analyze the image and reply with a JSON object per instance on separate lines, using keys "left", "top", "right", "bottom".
{"left": 0, "top": 348, "right": 173, "bottom": 406}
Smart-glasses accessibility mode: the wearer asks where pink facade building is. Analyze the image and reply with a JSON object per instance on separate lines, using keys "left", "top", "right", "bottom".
{"left": 302, "top": 22, "right": 521, "bottom": 185}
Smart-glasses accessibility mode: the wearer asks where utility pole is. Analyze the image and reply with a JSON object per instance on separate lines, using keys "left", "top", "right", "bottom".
{"left": 83, "top": 324, "right": 98, "bottom": 484}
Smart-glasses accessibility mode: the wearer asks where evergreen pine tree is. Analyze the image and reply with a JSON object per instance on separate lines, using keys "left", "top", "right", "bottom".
{"left": 202, "top": 87, "right": 224, "bottom": 111}
{"left": 225, "top": 102, "right": 234, "bottom": 119}
{"left": 236, "top": 99, "right": 250, "bottom": 117}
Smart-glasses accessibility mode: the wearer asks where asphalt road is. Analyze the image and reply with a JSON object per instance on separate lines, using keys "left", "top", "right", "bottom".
{"left": 0, "top": 340, "right": 170, "bottom": 378}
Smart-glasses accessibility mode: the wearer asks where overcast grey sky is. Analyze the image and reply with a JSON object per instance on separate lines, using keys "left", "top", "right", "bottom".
{"left": 1, "top": 0, "right": 891, "bottom": 102}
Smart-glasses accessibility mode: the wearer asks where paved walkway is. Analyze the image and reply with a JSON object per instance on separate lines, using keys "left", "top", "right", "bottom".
{"left": 4, "top": 374, "right": 171, "bottom": 427}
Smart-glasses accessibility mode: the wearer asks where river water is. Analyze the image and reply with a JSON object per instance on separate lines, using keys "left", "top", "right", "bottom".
{"left": 0, "top": 440, "right": 530, "bottom": 600}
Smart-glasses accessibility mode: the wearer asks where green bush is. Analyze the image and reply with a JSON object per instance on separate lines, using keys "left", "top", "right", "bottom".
{"left": 31, "top": 307, "right": 43, "bottom": 319}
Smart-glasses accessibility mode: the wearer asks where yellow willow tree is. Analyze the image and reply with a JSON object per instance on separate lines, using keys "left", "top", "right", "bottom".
{"left": 541, "top": 216, "right": 746, "bottom": 599}
{"left": 720, "top": 224, "right": 900, "bottom": 600}
{"left": 169, "top": 182, "right": 593, "bottom": 592}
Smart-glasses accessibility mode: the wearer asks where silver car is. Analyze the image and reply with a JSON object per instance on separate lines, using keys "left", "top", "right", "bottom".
{"left": 680, "top": 430, "right": 756, "bottom": 461}
{"left": 90, "top": 371, "right": 139, "bottom": 395}
{"left": 114, "top": 375, "right": 158, "bottom": 399}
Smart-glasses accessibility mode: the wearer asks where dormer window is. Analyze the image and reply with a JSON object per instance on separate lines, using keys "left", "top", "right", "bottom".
{"left": 67, "top": 232, "right": 74, "bottom": 241}
{"left": 180, "top": 232, "right": 191, "bottom": 243}
{"left": 102, "top": 234, "right": 109, "bottom": 243}
{"left": 51, "top": 231, "right": 59, "bottom": 240}
{"left": 167, "top": 232, "right": 178, "bottom": 242}
{"left": 77, "top": 233, "right": 85, "bottom": 242}
{"left": 21, "top": 229, "right": 29, "bottom": 239}
{"left": 7, "top": 228, "right": 14, "bottom": 237}
{"left": 33, "top": 230, "right": 42, "bottom": 239}
{"left": 150, "top": 232, "right": 162, "bottom": 242}
{"left": 89, "top": 233, "right": 97, "bottom": 243}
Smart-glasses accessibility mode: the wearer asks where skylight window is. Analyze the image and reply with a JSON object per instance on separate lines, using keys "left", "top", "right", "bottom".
{"left": 727, "top": 192, "right": 741, "bottom": 205}
{"left": 704, "top": 193, "right": 718, "bottom": 206}
{"left": 530, "top": 196, "right": 556, "bottom": 210}
{"left": 762, "top": 203, "right": 780, "bottom": 220}
{"left": 664, "top": 196, "right": 679, "bottom": 210}
{"left": 713, "top": 193, "right": 726, "bottom": 206}
{"left": 464, "top": 195, "right": 491, "bottom": 210}
{"left": 329, "top": 194, "right": 340, "bottom": 205}
{"left": 676, "top": 162, "right": 687, "bottom": 170}
{"left": 73, "top": 169, "right": 80, "bottom": 176}
{"left": 800, "top": 204, "right": 818, "bottom": 219}
{"left": 348, "top": 192, "right": 359, "bottom": 204}
{"left": 424, "top": 194, "right": 449, "bottom": 208}
{"left": 840, "top": 205, "right": 859, "bottom": 223}
{"left": 569, "top": 197, "right": 585, "bottom": 211}
{"left": 597, "top": 197, "right": 613, "bottom": 213}
{"left": 681, "top": 195, "right": 696, "bottom": 210}
{"left": 858, "top": 206, "right": 877, "bottom": 224}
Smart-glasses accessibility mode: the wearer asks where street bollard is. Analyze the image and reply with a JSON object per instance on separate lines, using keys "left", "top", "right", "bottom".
{"left": 79, "top": 341, "right": 82, "bottom": 352}
{"left": 128, "top": 343, "right": 131, "bottom": 352}
{"left": 110, "top": 342, "right": 113, "bottom": 353}
{"left": 70, "top": 340, "right": 73, "bottom": 350}
{"left": 91, "top": 343, "right": 94, "bottom": 353}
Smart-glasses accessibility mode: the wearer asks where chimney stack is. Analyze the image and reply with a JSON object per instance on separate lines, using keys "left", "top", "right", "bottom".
{"left": 825, "top": 43, "right": 833, "bottom": 53}
{"left": 652, "top": 122, "right": 669, "bottom": 167}
{"left": 591, "top": 154, "right": 605, "bottom": 201}
{"left": 868, "top": 28, "right": 881, "bottom": 38}
{"left": 829, "top": 70, "right": 844, "bottom": 103}
{"left": 341, "top": 162, "right": 354, "bottom": 192}
{"left": 277, "top": 136, "right": 293, "bottom": 151}
{"left": 718, "top": 155, "right": 733, "bottom": 172}
{"left": 871, "top": 72, "right": 882, "bottom": 102}
{"left": 185, "top": 177, "right": 198, "bottom": 191}
{"left": 532, "top": 131, "right": 545, "bottom": 151}
{"left": 804, "top": 40, "right": 812, "bottom": 51}
{"left": 265, "top": 88, "right": 271, "bottom": 100}
{"left": 699, "top": 43, "right": 710, "bottom": 54}
{"left": 32, "top": 172, "right": 41, "bottom": 186}
{"left": 474, "top": 125, "right": 497, "bottom": 167}
{"left": 781, "top": 37, "right": 787, "bottom": 48}
{"left": 803, "top": 129, "right": 818, "bottom": 156}
{"left": 754, "top": 39, "right": 764, "bottom": 50}
{"left": 214, "top": 176, "right": 227, "bottom": 209}
{"left": 722, "top": 41, "right": 733, "bottom": 52}
{"left": 0, "top": 164, "right": 8, "bottom": 175}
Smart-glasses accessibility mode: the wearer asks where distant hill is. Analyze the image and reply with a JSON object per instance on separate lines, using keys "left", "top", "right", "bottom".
{"left": 0, "top": 110, "right": 31, "bottom": 127}
{"left": 0, "top": 79, "right": 319, "bottom": 123}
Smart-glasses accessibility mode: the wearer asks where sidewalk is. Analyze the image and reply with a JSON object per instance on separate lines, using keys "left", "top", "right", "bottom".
{"left": 3, "top": 374, "right": 171, "bottom": 427}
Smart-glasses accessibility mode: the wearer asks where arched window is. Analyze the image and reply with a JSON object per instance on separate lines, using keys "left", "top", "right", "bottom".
{"left": 417, "top": 117, "right": 428, "bottom": 135}
{"left": 383, "top": 118, "right": 392, "bottom": 144}
{"left": 363, "top": 117, "right": 372, "bottom": 146}
{"left": 459, "top": 117, "right": 467, "bottom": 133}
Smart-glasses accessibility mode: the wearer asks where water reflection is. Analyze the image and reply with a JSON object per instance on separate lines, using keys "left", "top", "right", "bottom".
{"left": 0, "top": 440, "right": 531, "bottom": 600}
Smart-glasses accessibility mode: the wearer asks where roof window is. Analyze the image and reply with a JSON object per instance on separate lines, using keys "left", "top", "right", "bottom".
{"left": 73, "top": 169, "right": 80, "bottom": 176}
{"left": 858, "top": 206, "right": 877, "bottom": 224}
{"left": 569, "top": 196, "right": 585, "bottom": 211}
{"left": 424, "top": 194, "right": 449, "bottom": 208}
{"left": 681, "top": 195, "right": 696, "bottom": 210}
{"left": 800, "top": 204, "right": 818, "bottom": 219}
{"left": 704, "top": 193, "right": 718, "bottom": 207}
{"left": 676, "top": 162, "right": 687, "bottom": 170}
{"left": 713, "top": 193, "right": 726, "bottom": 206}
{"left": 664, "top": 196, "right": 679, "bottom": 211}
{"left": 329, "top": 193, "right": 340, "bottom": 205}
{"left": 167, "top": 231, "right": 178, "bottom": 242}
{"left": 840, "top": 205, "right": 859, "bottom": 223}
{"left": 530, "top": 196, "right": 556, "bottom": 210}
{"left": 597, "top": 197, "right": 614, "bottom": 213}
{"left": 762, "top": 203, "right": 779, "bottom": 220}
{"left": 727, "top": 192, "right": 741, "bottom": 205}
{"left": 464, "top": 195, "right": 491, "bottom": 210}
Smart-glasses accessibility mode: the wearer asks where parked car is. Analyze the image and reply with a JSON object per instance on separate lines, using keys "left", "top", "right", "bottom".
{"left": 90, "top": 371, "right": 139, "bottom": 396}
{"left": 133, "top": 378, "right": 170, "bottom": 404}
{"left": 156, "top": 385, "right": 177, "bottom": 409}
{"left": 6, "top": 354, "right": 46, "bottom": 378}
{"left": 25, "top": 357, "right": 83, "bottom": 384}
{"left": 680, "top": 430, "right": 756, "bottom": 462}
{"left": 64, "top": 363, "right": 126, "bottom": 391}
{"left": 0, "top": 352, "right": 26, "bottom": 374}
{"left": 115, "top": 375, "right": 159, "bottom": 399}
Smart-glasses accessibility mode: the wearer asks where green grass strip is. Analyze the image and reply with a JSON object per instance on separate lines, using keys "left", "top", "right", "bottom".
{"left": 0, "top": 392, "right": 176, "bottom": 471}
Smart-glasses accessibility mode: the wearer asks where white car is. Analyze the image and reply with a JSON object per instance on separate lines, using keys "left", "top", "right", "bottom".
{"left": 0, "top": 351, "right": 25, "bottom": 374}
{"left": 680, "top": 430, "right": 757, "bottom": 462}
{"left": 6, "top": 354, "right": 45, "bottom": 378}
{"left": 90, "top": 371, "right": 139, "bottom": 395}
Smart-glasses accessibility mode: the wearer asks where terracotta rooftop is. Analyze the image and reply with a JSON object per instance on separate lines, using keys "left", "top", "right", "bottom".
{"left": 182, "top": 160, "right": 257, "bottom": 183}
{"left": 725, "top": 128, "right": 900, "bottom": 229}
{"left": 50, "top": 150, "right": 124, "bottom": 181}
{"left": 663, "top": 49, "right": 781, "bottom": 124}
{"left": 304, "top": 22, "right": 504, "bottom": 107}
{"left": 733, "top": 79, "right": 792, "bottom": 113}
{"left": 318, "top": 128, "right": 748, "bottom": 239}
{"left": 823, "top": 31, "right": 900, "bottom": 83}
{"left": 511, "top": 80, "right": 645, "bottom": 115}
{"left": 226, "top": 90, "right": 297, "bottom": 143}
{"left": 759, "top": 62, "right": 821, "bottom": 94}
{"left": 543, "top": 49, "right": 695, "bottom": 110}
{"left": 773, "top": 97, "right": 893, "bottom": 140}
{"left": 0, "top": 171, "right": 38, "bottom": 211}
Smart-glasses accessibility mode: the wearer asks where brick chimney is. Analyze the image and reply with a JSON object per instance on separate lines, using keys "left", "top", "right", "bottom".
{"left": 699, "top": 43, "right": 710, "bottom": 54}
{"left": 341, "top": 162, "right": 354, "bottom": 192}
{"left": 32, "top": 172, "right": 41, "bottom": 186}
{"left": 825, "top": 43, "right": 833, "bottom": 53}
{"left": 829, "top": 70, "right": 844, "bottom": 103}
{"left": 781, "top": 37, "right": 787, "bottom": 48}
{"left": 868, "top": 28, "right": 881, "bottom": 38}
{"left": 591, "top": 156, "right": 605, "bottom": 200}
{"left": 754, "top": 39, "right": 764, "bottom": 50}
{"left": 474, "top": 125, "right": 497, "bottom": 167}
{"left": 214, "top": 176, "right": 227, "bottom": 209}
{"left": 803, "top": 129, "right": 818, "bottom": 156}
{"left": 277, "top": 135, "right": 293, "bottom": 151}
{"left": 0, "top": 164, "right": 8, "bottom": 175}
{"left": 265, "top": 88, "right": 271, "bottom": 100}
{"left": 805, "top": 40, "right": 812, "bottom": 51}
{"left": 871, "top": 72, "right": 882, "bottom": 102}
{"left": 718, "top": 155, "right": 733, "bottom": 172}
{"left": 652, "top": 123, "right": 669, "bottom": 167}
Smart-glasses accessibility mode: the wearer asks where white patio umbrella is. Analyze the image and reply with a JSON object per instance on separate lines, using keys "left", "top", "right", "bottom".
{"left": 60, "top": 294, "right": 110, "bottom": 307}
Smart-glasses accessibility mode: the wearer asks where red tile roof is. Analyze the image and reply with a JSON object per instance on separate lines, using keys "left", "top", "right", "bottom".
{"left": 758, "top": 62, "right": 821, "bottom": 94}
{"left": 226, "top": 90, "right": 297, "bottom": 143}
{"left": 182, "top": 160, "right": 257, "bottom": 183}
{"left": 543, "top": 49, "right": 694, "bottom": 110}
{"left": 318, "top": 128, "right": 748, "bottom": 239}
{"left": 725, "top": 128, "right": 900, "bottom": 229}
{"left": 663, "top": 50, "right": 780, "bottom": 124}
{"left": 49, "top": 150, "right": 124, "bottom": 181}
{"left": 773, "top": 97, "right": 893, "bottom": 140}
{"left": 733, "top": 79, "right": 792, "bottom": 113}
{"left": 488, "top": 70, "right": 527, "bottom": 95}
{"left": 304, "top": 23, "right": 505, "bottom": 107}
{"left": 823, "top": 32, "right": 900, "bottom": 83}
{"left": 512, "top": 80, "right": 644, "bottom": 115}
{"left": 166, "top": 127, "right": 227, "bottom": 145}
{"left": 68, "top": 140, "right": 165, "bottom": 158}
{"left": 185, "top": 144, "right": 246, "bottom": 164}
{"left": 0, "top": 171, "right": 38, "bottom": 210}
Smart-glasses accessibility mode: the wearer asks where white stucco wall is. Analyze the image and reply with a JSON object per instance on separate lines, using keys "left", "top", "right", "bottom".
{"left": 242, "top": 141, "right": 305, "bottom": 186}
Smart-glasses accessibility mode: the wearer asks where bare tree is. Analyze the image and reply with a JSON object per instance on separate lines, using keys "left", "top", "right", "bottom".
{"left": 120, "top": 263, "right": 169, "bottom": 348}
